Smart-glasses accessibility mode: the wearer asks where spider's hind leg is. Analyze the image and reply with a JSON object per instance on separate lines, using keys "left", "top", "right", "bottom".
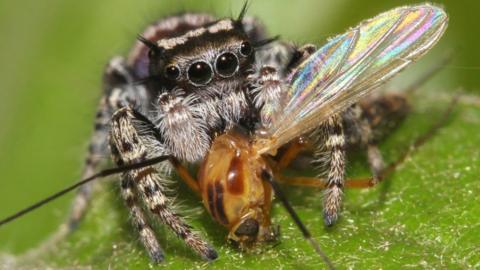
{"left": 358, "top": 93, "right": 410, "bottom": 182}
{"left": 68, "top": 56, "right": 147, "bottom": 230}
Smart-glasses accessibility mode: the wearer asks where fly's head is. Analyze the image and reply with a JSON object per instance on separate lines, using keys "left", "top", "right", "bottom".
{"left": 198, "top": 130, "right": 278, "bottom": 248}
{"left": 144, "top": 18, "right": 255, "bottom": 99}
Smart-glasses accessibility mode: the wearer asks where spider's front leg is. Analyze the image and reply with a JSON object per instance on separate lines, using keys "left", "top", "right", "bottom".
{"left": 109, "top": 106, "right": 217, "bottom": 262}
{"left": 315, "top": 115, "right": 346, "bottom": 226}
{"left": 250, "top": 65, "right": 283, "bottom": 127}
{"left": 251, "top": 43, "right": 317, "bottom": 127}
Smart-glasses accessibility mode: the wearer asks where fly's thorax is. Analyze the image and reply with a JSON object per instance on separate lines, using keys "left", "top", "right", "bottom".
{"left": 198, "top": 130, "right": 277, "bottom": 245}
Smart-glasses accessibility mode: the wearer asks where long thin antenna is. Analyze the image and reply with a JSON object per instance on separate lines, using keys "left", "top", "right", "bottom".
{"left": 261, "top": 171, "right": 335, "bottom": 270}
{"left": 0, "top": 155, "right": 170, "bottom": 227}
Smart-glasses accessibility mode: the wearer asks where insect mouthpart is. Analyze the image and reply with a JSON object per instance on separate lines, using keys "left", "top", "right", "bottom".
{"left": 234, "top": 218, "right": 259, "bottom": 237}
{"left": 228, "top": 211, "right": 279, "bottom": 248}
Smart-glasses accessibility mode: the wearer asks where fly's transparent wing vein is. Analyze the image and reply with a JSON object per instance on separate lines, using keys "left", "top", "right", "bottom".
{"left": 255, "top": 4, "right": 448, "bottom": 154}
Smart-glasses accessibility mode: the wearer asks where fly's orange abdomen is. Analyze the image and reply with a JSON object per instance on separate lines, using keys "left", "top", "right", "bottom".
{"left": 198, "top": 131, "right": 266, "bottom": 230}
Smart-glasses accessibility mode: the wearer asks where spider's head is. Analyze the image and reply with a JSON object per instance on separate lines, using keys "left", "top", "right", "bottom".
{"left": 141, "top": 18, "right": 255, "bottom": 97}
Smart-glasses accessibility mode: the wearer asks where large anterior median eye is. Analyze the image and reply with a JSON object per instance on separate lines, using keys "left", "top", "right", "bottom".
{"left": 215, "top": 52, "right": 239, "bottom": 77}
{"left": 187, "top": 61, "right": 213, "bottom": 85}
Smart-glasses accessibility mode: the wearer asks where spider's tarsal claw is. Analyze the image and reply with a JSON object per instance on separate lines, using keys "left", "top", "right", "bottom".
{"left": 323, "top": 211, "right": 338, "bottom": 227}
{"left": 150, "top": 250, "right": 165, "bottom": 264}
{"left": 204, "top": 247, "right": 219, "bottom": 261}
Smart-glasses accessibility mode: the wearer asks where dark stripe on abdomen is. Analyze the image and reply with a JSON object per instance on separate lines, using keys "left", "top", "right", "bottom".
{"left": 214, "top": 182, "right": 229, "bottom": 225}
{"left": 207, "top": 183, "right": 217, "bottom": 220}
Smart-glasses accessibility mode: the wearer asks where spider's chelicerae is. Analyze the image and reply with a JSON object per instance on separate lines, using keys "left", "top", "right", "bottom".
{"left": 54, "top": 3, "right": 449, "bottom": 264}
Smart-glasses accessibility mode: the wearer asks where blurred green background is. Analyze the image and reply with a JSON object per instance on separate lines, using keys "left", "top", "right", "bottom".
{"left": 0, "top": 0, "right": 479, "bottom": 269}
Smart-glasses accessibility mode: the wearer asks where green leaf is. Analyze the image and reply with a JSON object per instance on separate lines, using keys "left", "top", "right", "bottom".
{"left": 1, "top": 1, "right": 479, "bottom": 269}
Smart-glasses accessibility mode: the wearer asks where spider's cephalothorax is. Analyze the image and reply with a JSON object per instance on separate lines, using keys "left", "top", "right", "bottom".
{"left": 127, "top": 14, "right": 264, "bottom": 163}
{"left": 62, "top": 3, "right": 447, "bottom": 264}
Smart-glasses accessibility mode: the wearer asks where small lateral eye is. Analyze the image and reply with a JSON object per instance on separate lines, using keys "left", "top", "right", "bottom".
{"left": 215, "top": 52, "right": 239, "bottom": 77}
{"left": 165, "top": 65, "right": 180, "bottom": 80}
{"left": 187, "top": 61, "right": 213, "bottom": 85}
{"left": 240, "top": 41, "right": 252, "bottom": 56}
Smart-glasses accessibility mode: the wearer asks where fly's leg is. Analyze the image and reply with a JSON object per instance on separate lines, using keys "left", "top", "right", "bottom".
{"left": 267, "top": 137, "right": 310, "bottom": 174}
{"left": 110, "top": 106, "right": 217, "bottom": 262}
{"left": 169, "top": 158, "right": 200, "bottom": 194}
{"left": 277, "top": 175, "right": 373, "bottom": 189}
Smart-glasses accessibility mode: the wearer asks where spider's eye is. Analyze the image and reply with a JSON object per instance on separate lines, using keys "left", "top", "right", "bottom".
{"left": 240, "top": 41, "right": 252, "bottom": 56}
{"left": 187, "top": 61, "right": 213, "bottom": 85}
{"left": 164, "top": 65, "right": 180, "bottom": 80}
{"left": 215, "top": 52, "right": 239, "bottom": 77}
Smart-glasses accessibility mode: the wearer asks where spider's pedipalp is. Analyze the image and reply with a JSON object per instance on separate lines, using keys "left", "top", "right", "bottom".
{"left": 154, "top": 90, "right": 211, "bottom": 163}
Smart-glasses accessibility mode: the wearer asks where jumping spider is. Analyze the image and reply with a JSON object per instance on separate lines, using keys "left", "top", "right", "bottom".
{"left": 57, "top": 3, "right": 448, "bottom": 263}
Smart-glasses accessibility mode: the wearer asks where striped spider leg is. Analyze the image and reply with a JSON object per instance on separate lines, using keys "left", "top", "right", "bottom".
{"left": 109, "top": 106, "right": 217, "bottom": 262}
{"left": 68, "top": 55, "right": 217, "bottom": 262}
{"left": 67, "top": 56, "right": 150, "bottom": 231}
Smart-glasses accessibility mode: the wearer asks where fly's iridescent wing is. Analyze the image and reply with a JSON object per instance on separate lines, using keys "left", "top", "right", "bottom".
{"left": 254, "top": 4, "right": 448, "bottom": 154}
